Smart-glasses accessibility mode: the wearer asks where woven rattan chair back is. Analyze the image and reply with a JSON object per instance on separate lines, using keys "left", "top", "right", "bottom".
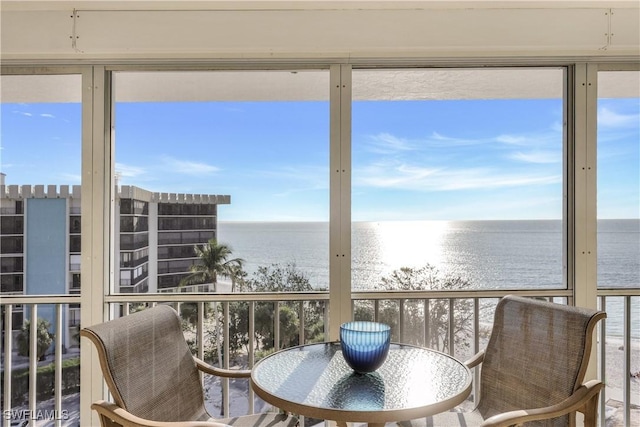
{"left": 477, "top": 295, "right": 605, "bottom": 426}
{"left": 81, "top": 305, "right": 209, "bottom": 423}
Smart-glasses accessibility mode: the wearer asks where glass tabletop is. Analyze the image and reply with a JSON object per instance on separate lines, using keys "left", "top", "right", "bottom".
{"left": 250, "top": 342, "right": 472, "bottom": 424}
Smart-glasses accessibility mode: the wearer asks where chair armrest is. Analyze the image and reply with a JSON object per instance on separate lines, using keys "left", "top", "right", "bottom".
{"left": 481, "top": 380, "right": 604, "bottom": 427}
{"left": 193, "top": 357, "right": 251, "bottom": 378}
{"left": 464, "top": 350, "right": 485, "bottom": 369}
{"left": 91, "top": 400, "right": 231, "bottom": 427}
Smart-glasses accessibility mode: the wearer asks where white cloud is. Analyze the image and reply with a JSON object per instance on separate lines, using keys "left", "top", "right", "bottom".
{"left": 429, "top": 132, "right": 477, "bottom": 145}
{"left": 365, "top": 131, "right": 488, "bottom": 153}
{"left": 430, "top": 132, "right": 448, "bottom": 141}
{"left": 598, "top": 107, "right": 640, "bottom": 128}
{"left": 40, "top": 113, "right": 55, "bottom": 118}
{"left": 427, "top": 132, "right": 485, "bottom": 147}
{"left": 161, "top": 156, "right": 220, "bottom": 176}
{"left": 356, "top": 163, "right": 440, "bottom": 188}
{"left": 13, "top": 110, "right": 32, "bottom": 117}
{"left": 365, "top": 130, "right": 561, "bottom": 154}
{"left": 551, "top": 121, "right": 564, "bottom": 133}
{"left": 355, "top": 161, "right": 560, "bottom": 192}
{"left": 365, "top": 132, "right": 415, "bottom": 153}
{"left": 495, "top": 134, "right": 528, "bottom": 145}
{"left": 115, "top": 163, "right": 147, "bottom": 178}
{"left": 509, "top": 151, "right": 560, "bottom": 164}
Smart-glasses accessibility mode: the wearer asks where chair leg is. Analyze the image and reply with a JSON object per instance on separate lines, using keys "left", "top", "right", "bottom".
{"left": 581, "top": 392, "right": 600, "bottom": 427}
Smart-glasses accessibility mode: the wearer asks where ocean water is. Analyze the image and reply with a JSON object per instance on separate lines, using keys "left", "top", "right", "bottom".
{"left": 218, "top": 219, "right": 639, "bottom": 337}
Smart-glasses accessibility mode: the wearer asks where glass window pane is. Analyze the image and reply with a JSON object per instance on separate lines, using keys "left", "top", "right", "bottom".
{"left": 1, "top": 74, "right": 82, "bottom": 294}
{"left": 113, "top": 70, "right": 330, "bottom": 294}
{"left": 352, "top": 68, "right": 565, "bottom": 292}
{"left": 1, "top": 74, "right": 82, "bottom": 425}
{"left": 597, "top": 71, "right": 640, "bottom": 291}
{"left": 596, "top": 71, "right": 639, "bottom": 396}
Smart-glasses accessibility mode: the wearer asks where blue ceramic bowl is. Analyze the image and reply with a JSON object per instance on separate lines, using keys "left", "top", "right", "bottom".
{"left": 339, "top": 321, "right": 391, "bottom": 373}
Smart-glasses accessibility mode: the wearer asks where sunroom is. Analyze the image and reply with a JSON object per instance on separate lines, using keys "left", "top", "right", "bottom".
{"left": 0, "top": 1, "right": 638, "bottom": 426}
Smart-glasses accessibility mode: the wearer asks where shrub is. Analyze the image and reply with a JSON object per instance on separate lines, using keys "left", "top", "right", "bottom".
{"left": 16, "top": 318, "right": 54, "bottom": 361}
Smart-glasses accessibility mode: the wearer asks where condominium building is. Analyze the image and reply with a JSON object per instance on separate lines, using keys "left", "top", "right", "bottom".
{"left": 0, "top": 173, "right": 230, "bottom": 344}
{"left": 115, "top": 185, "right": 230, "bottom": 293}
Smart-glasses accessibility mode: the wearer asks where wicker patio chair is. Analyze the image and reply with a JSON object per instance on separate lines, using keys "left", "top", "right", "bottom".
{"left": 81, "top": 304, "right": 298, "bottom": 427}
{"left": 400, "top": 295, "right": 606, "bottom": 427}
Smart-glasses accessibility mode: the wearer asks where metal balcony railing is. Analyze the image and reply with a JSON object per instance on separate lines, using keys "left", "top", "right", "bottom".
{"left": 1, "top": 289, "right": 638, "bottom": 426}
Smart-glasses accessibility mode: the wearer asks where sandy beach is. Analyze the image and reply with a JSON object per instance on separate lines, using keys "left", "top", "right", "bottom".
{"left": 601, "top": 337, "right": 640, "bottom": 426}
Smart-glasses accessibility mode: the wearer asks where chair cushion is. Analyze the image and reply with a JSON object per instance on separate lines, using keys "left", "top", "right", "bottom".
{"left": 477, "top": 296, "right": 602, "bottom": 425}
{"left": 83, "top": 305, "right": 208, "bottom": 422}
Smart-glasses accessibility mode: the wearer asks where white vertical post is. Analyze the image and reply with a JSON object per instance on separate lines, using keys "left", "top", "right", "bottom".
{"left": 298, "top": 301, "right": 305, "bottom": 345}
{"left": 573, "top": 63, "right": 598, "bottom": 311}
{"left": 574, "top": 64, "right": 600, "bottom": 388}
{"left": 473, "top": 298, "right": 480, "bottom": 405}
{"left": 329, "top": 64, "right": 352, "bottom": 340}
{"left": 340, "top": 64, "right": 352, "bottom": 334}
{"left": 29, "top": 304, "right": 37, "bottom": 426}
{"left": 274, "top": 301, "right": 280, "bottom": 351}
{"left": 198, "top": 301, "right": 205, "bottom": 366}
{"left": 55, "top": 305, "right": 63, "bottom": 427}
{"left": 248, "top": 301, "right": 255, "bottom": 413}
{"left": 223, "top": 301, "right": 230, "bottom": 417}
{"left": 598, "top": 296, "right": 607, "bottom": 427}
{"left": 3, "top": 305, "right": 13, "bottom": 419}
{"left": 623, "top": 296, "right": 631, "bottom": 425}
{"left": 80, "top": 65, "right": 113, "bottom": 427}
{"left": 399, "top": 299, "right": 405, "bottom": 342}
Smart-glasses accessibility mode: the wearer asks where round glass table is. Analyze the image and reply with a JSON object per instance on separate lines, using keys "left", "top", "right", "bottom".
{"left": 250, "top": 342, "right": 472, "bottom": 427}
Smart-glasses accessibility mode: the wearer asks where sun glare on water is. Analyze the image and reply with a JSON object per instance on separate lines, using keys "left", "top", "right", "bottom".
{"left": 368, "top": 221, "right": 450, "bottom": 272}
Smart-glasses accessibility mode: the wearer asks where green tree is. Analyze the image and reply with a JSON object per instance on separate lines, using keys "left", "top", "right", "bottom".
{"left": 245, "top": 262, "right": 315, "bottom": 293}
{"left": 179, "top": 302, "right": 200, "bottom": 326}
{"left": 17, "top": 318, "right": 54, "bottom": 361}
{"left": 358, "top": 264, "right": 474, "bottom": 353}
{"left": 231, "top": 262, "right": 326, "bottom": 352}
{"left": 180, "top": 239, "right": 244, "bottom": 293}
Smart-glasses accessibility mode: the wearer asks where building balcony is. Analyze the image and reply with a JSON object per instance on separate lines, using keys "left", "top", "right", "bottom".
{"left": 1, "top": 289, "right": 638, "bottom": 427}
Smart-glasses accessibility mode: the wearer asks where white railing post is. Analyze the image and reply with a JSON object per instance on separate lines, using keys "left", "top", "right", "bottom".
{"left": 598, "top": 296, "right": 606, "bottom": 427}
{"left": 3, "top": 305, "right": 13, "bottom": 422}
{"left": 223, "top": 301, "right": 230, "bottom": 417}
{"left": 623, "top": 296, "right": 631, "bottom": 426}
{"left": 399, "top": 299, "right": 405, "bottom": 342}
{"left": 274, "top": 302, "right": 280, "bottom": 352}
{"left": 298, "top": 301, "right": 305, "bottom": 346}
{"left": 55, "top": 305, "right": 63, "bottom": 427}
{"left": 29, "top": 304, "right": 37, "bottom": 427}
{"left": 424, "top": 299, "right": 430, "bottom": 347}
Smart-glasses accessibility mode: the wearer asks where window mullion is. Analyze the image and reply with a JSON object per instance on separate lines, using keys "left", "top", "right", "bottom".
{"left": 79, "top": 65, "right": 111, "bottom": 427}
{"left": 329, "top": 64, "right": 352, "bottom": 340}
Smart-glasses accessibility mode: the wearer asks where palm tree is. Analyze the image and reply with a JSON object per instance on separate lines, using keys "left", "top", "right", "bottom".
{"left": 179, "top": 239, "right": 243, "bottom": 412}
{"left": 180, "top": 238, "right": 244, "bottom": 293}
{"left": 227, "top": 263, "right": 247, "bottom": 293}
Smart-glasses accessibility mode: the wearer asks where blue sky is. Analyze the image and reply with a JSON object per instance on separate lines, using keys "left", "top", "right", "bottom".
{"left": 1, "top": 97, "right": 638, "bottom": 221}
